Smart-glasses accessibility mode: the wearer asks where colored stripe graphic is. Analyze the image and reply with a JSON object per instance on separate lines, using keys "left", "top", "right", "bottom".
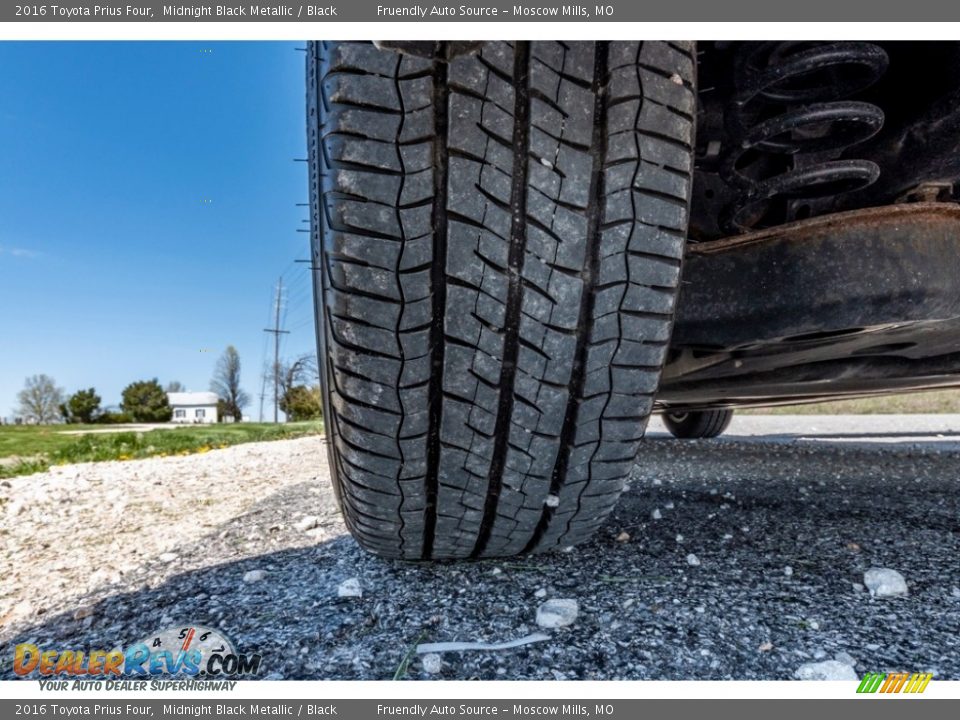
{"left": 857, "top": 673, "right": 886, "bottom": 693}
{"left": 857, "top": 672, "right": 932, "bottom": 694}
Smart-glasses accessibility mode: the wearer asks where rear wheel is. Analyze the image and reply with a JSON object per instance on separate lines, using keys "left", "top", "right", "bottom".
{"left": 663, "top": 409, "right": 734, "bottom": 439}
{"left": 307, "top": 40, "right": 697, "bottom": 559}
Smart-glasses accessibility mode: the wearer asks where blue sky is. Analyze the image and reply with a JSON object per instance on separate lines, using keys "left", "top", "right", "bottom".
{"left": 0, "top": 41, "right": 317, "bottom": 420}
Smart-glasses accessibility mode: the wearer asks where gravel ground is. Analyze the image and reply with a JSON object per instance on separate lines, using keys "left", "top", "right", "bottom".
{"left": 2, "top": 415, "right": 959, "bottom": 681}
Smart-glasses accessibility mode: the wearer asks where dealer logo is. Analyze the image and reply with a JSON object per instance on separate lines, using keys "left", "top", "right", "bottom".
{"left": 13, "top": 625, "right": 261, "bottom": 678}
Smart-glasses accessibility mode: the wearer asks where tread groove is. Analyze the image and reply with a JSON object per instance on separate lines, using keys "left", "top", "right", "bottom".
{"left": 421, "top": 47, "right": 449, "bottom": 560}
{"left": 471, "top": 41, "right": 532, "bottom": 559}
{"left": 524, "top": 41, "right": 610, "bottom": 554}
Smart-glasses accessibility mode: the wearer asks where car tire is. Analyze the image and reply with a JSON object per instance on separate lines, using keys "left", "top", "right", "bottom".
{"left": 306, "top": 40, "right": 696, "bottom": 559}
{"left": 662, "top": 409, "right": 734, "bottom": 439}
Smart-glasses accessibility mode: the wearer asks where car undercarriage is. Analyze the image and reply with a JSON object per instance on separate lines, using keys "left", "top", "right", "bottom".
{"left": 659, "top": 41, "right": 960, "bottom": 414}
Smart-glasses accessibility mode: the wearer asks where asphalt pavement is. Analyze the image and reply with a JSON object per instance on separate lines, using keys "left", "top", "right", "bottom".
{"left": 3, "top": 415, "right": 958, "bottom": 681}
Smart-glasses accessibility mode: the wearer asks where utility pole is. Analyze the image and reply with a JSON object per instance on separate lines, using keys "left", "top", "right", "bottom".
{"left": 263, "top": 278, "right": 290, "bottom": 423}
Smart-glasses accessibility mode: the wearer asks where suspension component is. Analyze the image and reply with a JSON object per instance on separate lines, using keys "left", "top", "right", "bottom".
{"left": 721, "top": 42, "right": 889, "bottom": 233}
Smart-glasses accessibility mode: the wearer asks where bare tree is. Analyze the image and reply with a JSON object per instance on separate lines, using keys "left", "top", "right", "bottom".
{"left": 278, "top": 354, "right": 321, "bottom": 422}
{"left": 210, "top": 345, "right": 249, "bottom": 422}
{"left": 165, "top": 380, "right": 185, "bottom": 393}
{"left": 278, "top": 354, "right": 319, "bottom": 401}
{"left": 17, "top": 374, "right": 65, "bottom": 424}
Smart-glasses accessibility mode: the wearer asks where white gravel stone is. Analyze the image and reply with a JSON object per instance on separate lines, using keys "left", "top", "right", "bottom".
{"left": 536, "top": 599, "right": 578, "bottom": 628}
{"left": 243, "top": 569, "right": 266, "bottom": 583}
{"left": 675, "top": 534, "right": 684, "bottom": 544}
{"left": 835, "top": 652, "right": 857, "bottom": 668}
{"left": 864, "top": 568, "right": 908, "bottom": 597}
{"left": 784, "top": 566, "right": 793, "bottom": 577}
{"left": 421, "top": 653, "right": 443, "bottom": 674}
{"left": 544, "top": 494, "right": 560, "bottom": 508}
{"left": 651, "top": 508, "right": 662, "bottom": 520}
{"left": 158, "top": 552, "right": 177, "bottom": 563}
{"left": 534, "top": 588, "right": 547, "bottom": 599}
{"left": 294, "top": 515, "right": 319, "bottom": 532}
{"left": 686, "top": 553, "right": 701, "bottom": 567}
{"left": 794, "top": 660, "right": 858, "bottom": 681}
{"left": 337, "top": 577, "right": 362, "bottom": 598}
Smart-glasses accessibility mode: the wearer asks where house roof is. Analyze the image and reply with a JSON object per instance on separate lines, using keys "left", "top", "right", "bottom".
{"left": 167, "top": 392, "right": 219, "bottom": 406}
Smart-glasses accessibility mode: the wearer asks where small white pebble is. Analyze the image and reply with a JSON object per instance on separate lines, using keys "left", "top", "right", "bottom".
{"left": 421, "top": 653, "right": 443, "bottom": 674}
{"left": 651, "top": 508, "right": 662, "bottom": 520}
{"left": 544, "top": 494, "right": 560, "bottom": 508}
{"left": 665, "top": 501, "right": 675, "bottom": 509}
{"left": 795, "top": 660, "right": 857, "bottom": 681}
{"left": 539, "top": 157, "right": 553, "bottom": 169}
{"left": 534, "top": 588, "right": 547, "bottom": 598}
{"left": 337, "top": 577, "right": 362, "bottom": 598}
{"left": 686, "top": 553, "right": 701, "bottom": 567}
{"left": 675, "top": 534, "right": 684, "bottom": 544}
{"left": 864, "top": 568, "right": 908, "bottom": 597}
{"left": 784, "top": 566, "right": 794, "bottom": 577}
{"left": 536, "top": 598, "right": 578, "bottom": 628}
{"left": 670, "top": 73, "right": 684, "bottom": 85}
{"left": 243, "top": 569, "right": 266, "bottom": 583}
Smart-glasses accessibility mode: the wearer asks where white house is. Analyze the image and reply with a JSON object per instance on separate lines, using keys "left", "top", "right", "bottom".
{"left": 167, "top": 391, "right": 219, "bottom": 424}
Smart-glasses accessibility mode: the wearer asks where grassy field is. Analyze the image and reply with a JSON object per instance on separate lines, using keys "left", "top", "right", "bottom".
{"left": 744, "top": 389, "right": 960, "bottom": 415}
{"left": 0, "top": 421, "right": 323, "bottom": 479}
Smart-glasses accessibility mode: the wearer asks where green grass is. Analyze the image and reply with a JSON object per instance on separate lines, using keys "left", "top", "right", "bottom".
{"left": 0, "top": 423, "right": 105, "bottom": 458}
{"left": 744, "top": 389, "right": 960, "bottom": 415}
{"left": 0, "top": 421, "right": 323, "bottom": 479}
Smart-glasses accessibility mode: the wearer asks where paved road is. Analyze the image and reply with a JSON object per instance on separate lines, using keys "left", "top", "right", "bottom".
{"left": 2, "top": 415, "right": 958, "bottom": 681}
{"left": 649, "top": 413, "right": 960, "bottom": 449}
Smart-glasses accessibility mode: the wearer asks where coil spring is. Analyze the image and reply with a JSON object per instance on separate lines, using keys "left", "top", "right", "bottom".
{"left": 721, "top": 42, "right": 889, "bottom": 233}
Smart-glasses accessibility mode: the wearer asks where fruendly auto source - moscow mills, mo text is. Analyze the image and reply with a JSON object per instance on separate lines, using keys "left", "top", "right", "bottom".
{"left": 376, "top": 5, "right": 603, "bottom": 17}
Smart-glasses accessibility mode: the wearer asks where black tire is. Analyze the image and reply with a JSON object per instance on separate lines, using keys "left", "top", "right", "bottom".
{"left": 307, "top": 41, "right": 696, "bottom": 559}
{"left": 662, "top": 409, "right": 734, "bottom": 439}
